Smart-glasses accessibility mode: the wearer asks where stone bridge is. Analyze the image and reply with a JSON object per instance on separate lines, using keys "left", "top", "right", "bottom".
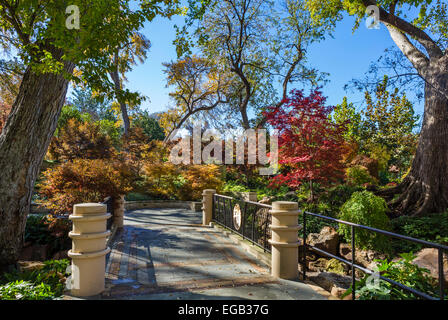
{"left": 98, "top": 208, "right": 327, "bottom": 300}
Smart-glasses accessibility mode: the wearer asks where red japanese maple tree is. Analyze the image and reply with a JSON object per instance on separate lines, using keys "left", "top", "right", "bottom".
{"left": 264, "top": 89, "right": 346, "bottom": 195}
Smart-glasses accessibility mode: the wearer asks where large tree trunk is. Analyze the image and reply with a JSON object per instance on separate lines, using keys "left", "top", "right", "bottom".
{"left": 381, "top": 69, "right": 448, "bottom": 216}
{"left": 110, "top": 70, "right": 130, "bottom": 136}
{"left": 0, "top": 51, "right": 74, "bottom": 269}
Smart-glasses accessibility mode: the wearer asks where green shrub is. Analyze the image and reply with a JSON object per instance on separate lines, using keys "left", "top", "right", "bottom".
{"left": 391, "top": 212, "right": 448, "bottom": 254}
{"left": 125, "top": 192, "right": 155, "bottom": 201}
{"left": 338, "top": 191, "right": 391, "bottom": 252}
{"left": 25, "top": 215, "right": 53, "bottom": 245}
{"left": 346, "top": 165, "right": 378, "bottom": 186}
{"left": 299, "top": 214, "right": 338, "bottom": 238}
{"left": 316, "top": 184, "right": 364, "bottom": 216}
{"left": 0, "top": 281, "right": 55, "bottom": 300}
{"left": 0, "top": 259, "right": 70, "bottom": 300}
{"left": 25, "top": 215, "right": 71, "bottom": 255}
{"left": 223, "top": 181, "right": 250, "bottom": 196}
{"left": 343, "top": 253, "right": 444, "bottom": 300}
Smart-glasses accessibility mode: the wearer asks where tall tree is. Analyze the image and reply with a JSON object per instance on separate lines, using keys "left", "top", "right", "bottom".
{"left": 306, "top": 0, "right": 448, "bottom": 216}
{"left": 160, "top": 55, "right": 230, "bottom": 141}
{"left": 0, "top": 0, "right": 179, "bottom": 269}
{"left": 264, "top": 89, "right": 346, "bottom": 199}
{"left": 70, "top": 87, "right": 114, "bottom": 121}
{"left": 132, "top": 110, "right": 165, "bottom": 141}
{"left": 196, "top": 0, "right": 326, "bottom": 129}
{"left": 109, "top": 32, "right": 151, "bottom": 135}
{"left": 361, "top": 76, "right": 419, "bottom": 175}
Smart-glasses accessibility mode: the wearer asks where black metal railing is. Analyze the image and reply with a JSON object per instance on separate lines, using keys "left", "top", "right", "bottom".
{"left": 102, "top": 196, "right": 115, "bottom": 230}
{"left": 212, "top": 194, "right": 272, "bottom": 253}
{"left": 301, "top": 211, "right": 448, "bottom": 300}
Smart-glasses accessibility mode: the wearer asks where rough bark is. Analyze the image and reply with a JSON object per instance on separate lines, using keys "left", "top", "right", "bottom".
{"left": 379, "top": 67, "right": 448, "bottom": 216}
{"left": 0, "top": 49, "right": 74, "bottom": 269}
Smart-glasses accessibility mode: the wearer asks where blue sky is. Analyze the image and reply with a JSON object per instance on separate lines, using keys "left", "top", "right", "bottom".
{"left": 121, "top": 12, "right": 424, "bottom": 117}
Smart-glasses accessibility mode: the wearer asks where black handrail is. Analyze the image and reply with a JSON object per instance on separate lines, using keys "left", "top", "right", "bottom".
{"left": 301, "top": 210, "right": 447, "bottom": 300}
{"left": 102, "top": 196, "right": 115, "bottom": 230}
{"left": 212, "top": 193, "right": 272, "bottom": 253}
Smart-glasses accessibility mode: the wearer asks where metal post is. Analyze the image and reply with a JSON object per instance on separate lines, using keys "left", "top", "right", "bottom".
{"left": 351, "top": 225, "right": 356, "bottom": 300}
{"left": 439, "top": 248, "right": 445, "bottom": 300}
{"left": 212, "top": 194, "right": 215, "bottom": 221}
{"left": 263, "top": 208, "right": 268, "bottom": 252}
{"left": 303, "top": 212, "right": 307, "bottom": 280}
{"left": 252, "top": 208, "right": 255, "bottom": 245}
{"left": 242, "top": 202, "right": 247, "bottom": 239}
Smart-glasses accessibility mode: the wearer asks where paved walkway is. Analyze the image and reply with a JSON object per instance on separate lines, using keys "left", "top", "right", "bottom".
{"left": 101, "top": 208, "right": 326, "bottom": 300}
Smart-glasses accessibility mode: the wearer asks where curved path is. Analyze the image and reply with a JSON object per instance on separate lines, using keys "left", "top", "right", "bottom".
{"left": 101, "top": 208, "right": 326, "bottom": 300}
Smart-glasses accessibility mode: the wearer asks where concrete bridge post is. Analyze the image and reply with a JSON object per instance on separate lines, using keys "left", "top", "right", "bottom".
{"left": 68, "top": 203, "right": 111, "bottom": 297}
{"left": 269, "top": 201, "right": 301, "bottom": 280}
{"left": 202, "top": 189, "right": 216, "bottom": 226}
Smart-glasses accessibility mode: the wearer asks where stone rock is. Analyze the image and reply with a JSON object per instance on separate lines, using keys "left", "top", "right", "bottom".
{"left": 258, "top": 197, "right": 273, "bottom": 205}
{"left": 17, "top": 261, "right": 45, "bottom": 272}
{"left": 307, "top": 226, "right": 339, "bottom": 257}
{"left": 306, "top": 272, "right": 352, "bottom": 292}
{"left": 331, "top": 286, "right": 350, "bottom": 299}
{"left": 339, "top": 243, "right": 386, "bottom": 269}
{"left": 326, "top": 258, "right": 348, "bottom": 275}
{"left": 411, "top": 248, "right": 448, "bottom": 286}
{"left": 298, "top": 243, "right": 318, "bottom": 268}
{"left": 308, "top": 258, "right": 329, "bottom": 272}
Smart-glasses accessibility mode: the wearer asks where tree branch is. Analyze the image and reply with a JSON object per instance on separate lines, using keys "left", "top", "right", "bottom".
{"left": 385, "top": 24, "right": 429, "bottom": 76}
{"left": 362, "top": 0, "right": 443, "bottom": 59}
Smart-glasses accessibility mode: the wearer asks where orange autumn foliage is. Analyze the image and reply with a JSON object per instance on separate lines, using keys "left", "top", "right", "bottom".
{"left": 38, "top": 159, "right": 133, "bottom": 215}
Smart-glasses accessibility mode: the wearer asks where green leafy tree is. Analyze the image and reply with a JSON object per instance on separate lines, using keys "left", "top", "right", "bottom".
{"left": 132, "top": 111, "right": 165, "bottom": 141}
{"left": 0, "top": 0, "right": 180, "bottom": 269}
{"left": 361, "top": 76, "right": 419, "bottom": 177}
{"left": 305, "top": 0, "right": 448, "bottom": 216}
{"left": 332, "top": 96, "right": 363, "bottom": 143}
{"left": 70, "top": 87, "right": 115, "bottom": 121}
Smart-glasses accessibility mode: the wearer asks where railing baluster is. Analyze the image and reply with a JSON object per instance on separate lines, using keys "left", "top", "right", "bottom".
{"left": 439, "top": 248, "right": 445, "bottom": 300}
{"left": 351, "top": 225, "right": 356, "bottom": 300}
{"left": 219, "top": 198, "right": 224, "bottom": 223}
{"left": 303, "top": 212, "right": 307, "bottom": 280}
{"left": 212, "top": 194, "right": 215, "bottom": 220}
{"left": 222, "top": 196, "right": 227, "bottom": 227}
{"left": 252, "top": 207, "right": 255, "bottom": 246}
{"left": 242, "top": 201, "right": 247, "bottom": 239}
{"left": 228, "top": 198, "right": 232, "bottom": 229}
{"left": 263, "top": 208, "right": 268, "bottom": 252}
